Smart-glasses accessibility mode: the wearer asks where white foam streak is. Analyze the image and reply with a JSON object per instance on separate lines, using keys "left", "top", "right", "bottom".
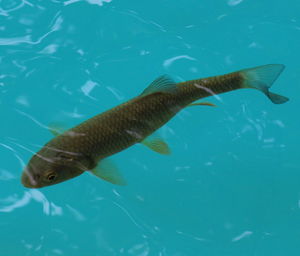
{"left": 0, "top": 169, "right": 15, "bottom": 180}
{"left": 232, "top": 231, "right": 253, "bottom": 242}
{"left": 15, "top": 109, "right": 49, "bottom": 131}
{"left": 112, "top": 201, "right": 143, "bottom": 230}
{"left": 106, "top": 86, "right": 124, "bottom": 100}
{"left": 30, "top": 190, "right": 50, "bottom": 215}
{"left": 81, "top": 80, "right": 98, "bottom": 100}
{"left": 228, "top": 0, "right": 243, "bottom": 6}
{"left": 0, "top": 142, "right": 26, "bottom": 168}
{"left": 0, "top": 192, "right": 31, "bottom": 212}
{"left": 163, "top": 55, "right": 197, "bottom": 68}
{"left": 66, "top": 205, "right": 86, "bottom": 221}
{"left": 0, "top": 190, "right": 63, "bottom": 215}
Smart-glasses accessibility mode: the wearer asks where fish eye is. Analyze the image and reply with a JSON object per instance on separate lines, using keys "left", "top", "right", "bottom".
{"left": 46, "top": 171, "right": 57, "bottom": 182}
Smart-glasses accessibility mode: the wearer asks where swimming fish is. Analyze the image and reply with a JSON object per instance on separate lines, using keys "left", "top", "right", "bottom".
{"left": 21, "top": 64, "right": 288, "bottom": 188}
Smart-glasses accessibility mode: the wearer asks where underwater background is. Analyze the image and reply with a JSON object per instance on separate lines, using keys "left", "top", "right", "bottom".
{"left": 0, "top": 0, "right": 299, "bottom": 255}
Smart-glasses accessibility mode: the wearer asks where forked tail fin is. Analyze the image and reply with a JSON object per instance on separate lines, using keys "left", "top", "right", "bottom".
{"left": 241, "top": 64, "right": 289, "bottom": 104}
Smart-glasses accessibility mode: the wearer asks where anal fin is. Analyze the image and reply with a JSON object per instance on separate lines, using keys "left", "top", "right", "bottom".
{"left": 141, "top": 134, "right": 171, "bottom": 155}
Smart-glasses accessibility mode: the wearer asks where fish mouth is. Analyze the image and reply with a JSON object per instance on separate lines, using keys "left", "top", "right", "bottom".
{"left": 21, "top": 168, "right": 40, "bottom": 188}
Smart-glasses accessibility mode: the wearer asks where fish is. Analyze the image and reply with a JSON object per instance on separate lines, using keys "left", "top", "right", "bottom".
{"left": 21, "top": 64, "right": 288, "bottom": 188}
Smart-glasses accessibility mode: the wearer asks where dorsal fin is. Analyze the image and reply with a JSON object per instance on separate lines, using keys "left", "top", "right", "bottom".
{"left": 140, "top": 75, "right": 177, "bottom": 96}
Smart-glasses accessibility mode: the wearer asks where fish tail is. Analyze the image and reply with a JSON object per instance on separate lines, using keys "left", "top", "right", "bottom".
{"left": 240, "top": 64, "right": 289, "bottom": 104}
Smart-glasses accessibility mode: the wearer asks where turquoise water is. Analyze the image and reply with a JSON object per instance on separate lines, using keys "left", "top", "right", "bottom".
{"left": 0, "top": 0, "right": 299, "bottom": 255}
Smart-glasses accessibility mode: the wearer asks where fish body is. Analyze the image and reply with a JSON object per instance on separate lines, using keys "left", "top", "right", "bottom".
{"left": 22, "top": 64, "right": 288, "bottom": 188}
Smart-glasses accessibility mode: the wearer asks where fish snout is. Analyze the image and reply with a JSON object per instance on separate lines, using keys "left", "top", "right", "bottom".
{"left": 21, "top": 168, "right": 38, "bottom": 188}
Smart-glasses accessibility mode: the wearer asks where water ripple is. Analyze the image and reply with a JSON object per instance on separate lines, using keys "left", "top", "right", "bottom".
{"left": 0, "top": 13, "right": 62, "bottom": 46}
{"left": 115, "top": 9, "right": 167, "bottom": 33}
{"left": 0, "top": 0, "right": 33, "bottom": 16}
{"left": 228, "top": 0, "right": 243, "bottom": 6}
{"left": 0, "top": 142, "right": 26, "bottom": 168}
{"left": 0, "top": 192, "right": 31, "bottom": 212}
{"left": 66, "top": 204, "right": 86, "bottom": 221}
{"left": 0, "top": 190, "right": 63, "bottom": 215}
{"left": 64, "top": 0, "right": 112, "bottom": 6}
{"left": 128, "top": 242, "right": 150, "bottom": 256}
{"left": 232, "top": 230, "right": 253, "bottom": 242}
{"left": 39, "top": 44, "right": 59, "bottom": 54}
{"left": 106, "top": 86, "right": 125, "bottom": 100}
{"left": 15, "top": 109, "right": 49, "bottom": 131}
{"left": 0, "top": 169, "right": 15, "bottom": 180}
{"left": 176, "top": 230, "right": 208, "bottom": 242}
{"left": 81, "top": 80, "right": 98, "bottom": 100}
{"left": 163, "top": 55, "right": 197, "bottom": 69}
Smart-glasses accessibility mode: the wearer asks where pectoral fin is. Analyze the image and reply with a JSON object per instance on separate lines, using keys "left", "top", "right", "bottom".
{"left": 188, "top": 102, "right": 216, "bottom": 107}
{"left": 90, "top": 159, "right": 127, "bottom": 186}
{"left": 141, "top": 135, "right": 171, "bottom": 155}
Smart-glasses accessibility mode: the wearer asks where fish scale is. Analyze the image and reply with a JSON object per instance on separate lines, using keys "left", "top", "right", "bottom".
{"left": 21, "top": 64, "right": 288, "bottom": 188}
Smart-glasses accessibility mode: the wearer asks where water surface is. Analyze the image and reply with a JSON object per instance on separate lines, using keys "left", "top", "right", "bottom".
{"left": 0, "top": 0, "right": 299, "bottom": 255}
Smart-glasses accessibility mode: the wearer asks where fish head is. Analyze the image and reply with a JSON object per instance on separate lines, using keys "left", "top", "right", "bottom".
{"left": 21, "top": 148, "right": 86, "bottom": 188}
